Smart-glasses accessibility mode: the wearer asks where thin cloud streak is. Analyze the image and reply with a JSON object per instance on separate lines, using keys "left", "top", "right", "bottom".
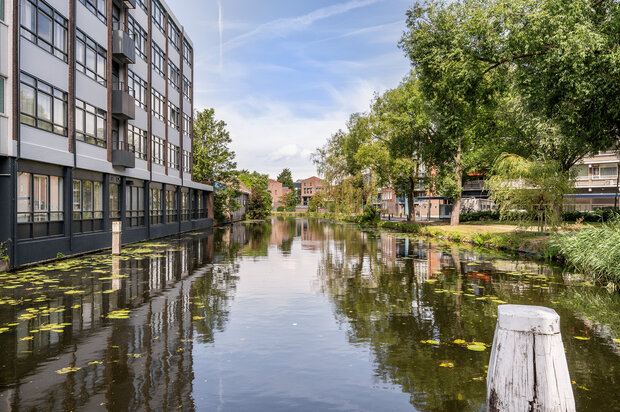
{"left": 223, "top": 0, "right": 385, "bottom": 51}
{"left": 217, "top": 0, "right": 223, "bottom": 71}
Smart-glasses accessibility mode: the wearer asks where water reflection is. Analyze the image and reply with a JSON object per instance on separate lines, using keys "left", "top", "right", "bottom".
{"left": 0, "top": 218, "right": 617, "bottom": 411}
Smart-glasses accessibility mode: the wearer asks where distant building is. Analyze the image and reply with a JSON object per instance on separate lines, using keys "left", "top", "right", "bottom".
{"left": 566, "top": 150, "right": 620, "bottom": 211}
{"left": 229, "top": 182, "right": 251, "bottom": 222}
{"left": 268, "top": 179, "right": 285, "bottom": 209}
{"left": 300, "top": 176, "right": 323, "bottom": 206}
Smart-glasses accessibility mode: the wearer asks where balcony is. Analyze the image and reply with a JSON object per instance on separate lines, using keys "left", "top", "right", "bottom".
{"left": 112, "top": 83, "right": 135, "bottom": 120}
{"left": 113, "top": 28, "right": 136, "bottom": 64}
{"left": 112, "top": 149, "right": 136, "bottom": 168}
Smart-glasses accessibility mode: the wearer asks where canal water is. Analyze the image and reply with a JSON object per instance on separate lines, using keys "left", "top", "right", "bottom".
{"left": 0, "top": 218, "right": 618, "bottom": 411}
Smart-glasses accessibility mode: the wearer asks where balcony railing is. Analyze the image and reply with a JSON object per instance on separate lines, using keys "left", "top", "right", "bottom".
{"left": 112, "top": 82, "right": 135, "bottom": 120}
{"left": 112, "top": 25, "right": 136, "bottom": 64}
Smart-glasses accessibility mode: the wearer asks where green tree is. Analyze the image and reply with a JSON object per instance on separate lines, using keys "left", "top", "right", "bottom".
{"left": 247, "top": 186, "right": 272, "bottom": 219}
{"left": 192, "top": 108, "right": 237, "bottom": 184}
{"left": 308, "top": 191, "right": 326, "bottom": 213}
{"left": 485, "top": 154, "right": 573, "bottom": 232}
{"left": 214, "top": 186, "right": 243, "bottom": 223}
{"left": 276, "top": 168, "right": 295, "bottom": 190}
{"left": 400, "top": 1, "right": 508, "bottom": 226}
{"left": 284, "top": 190, "right": 298, "bottom": 208}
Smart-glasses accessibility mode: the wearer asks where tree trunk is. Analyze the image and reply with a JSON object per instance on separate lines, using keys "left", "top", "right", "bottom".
{"left": 407, "top": 176, "right": 416, "bottom": 222}
{"left": 450, "top": 141, "right": 463, "bottom": 226}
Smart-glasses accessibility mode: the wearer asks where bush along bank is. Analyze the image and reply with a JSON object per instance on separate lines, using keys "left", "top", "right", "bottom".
{"left": 552, "top": 220, "right": 620, "bottom": 287}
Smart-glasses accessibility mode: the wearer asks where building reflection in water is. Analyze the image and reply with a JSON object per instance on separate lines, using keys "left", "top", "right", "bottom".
{"left": 0, "top": 225, "right": 248, "bottom": 411}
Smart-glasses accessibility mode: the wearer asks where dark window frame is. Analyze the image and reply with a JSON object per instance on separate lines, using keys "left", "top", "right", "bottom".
{"left": 20, "top": 0, "right": 68, "bottom": 62}
{"left": 151, "top": 135, "right": 165, "bottom": 166}
{"left": 76, "top": 29, "right": 107, "bottom": 86}
{"left": 128, "top": 124, "right": 147, "bottom": 160}
{"left": 78, "top": 0, "right": 106, "bottom": 24}
{"left": 75, "top": 98, "right": 107, "bottom": 148}
{"left": 128, "top": 70, "right": 147, "bottom": 109}
{"left": 20, "top": 72, "right": 68, "bottom": 136}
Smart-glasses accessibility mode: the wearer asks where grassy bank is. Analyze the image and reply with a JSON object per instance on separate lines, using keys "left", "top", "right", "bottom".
{"left": 552, "top": 221, "right": 620, "bottom": 286}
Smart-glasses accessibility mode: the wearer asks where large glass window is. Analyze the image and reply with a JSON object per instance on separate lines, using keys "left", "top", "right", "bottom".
{"left": 128, "top": 16, "right": 147, "bottom": 61}
{"left": 168, "top": 61, "right": 180, "bottom": 91}
{"left": 79, "top": 0, "right": 106, "bottom": 24}
{"left": 76, "top": 99, "right": 107, "bottom": 147}
{"left": 183, "top": 39, "right": 192, "bottom": 67}
{"left": 151, "top": 89, "right": 165, "bottom": 122}
{"left": 183, "top": 112, "right": 191, "bottom": 136}
{"left": 150, "top": 187, "right": 163, "bottom": 225}
{"left": 20, "top": 72, "right": 67, "bottom": 135}
{"left": 76, "top": 29, "right": 106, "bottom": 85}
{"left": 152, "top": 0, "right": 165, "bottom": 33}
{"left": 181, "top": 191, "right": 189, "bottom": 221}
{"left": 110, "top": 183, "right": 120, "bottom": 219}
{"left": 152, "top": 43, "right": 166, "bottom": 77}
{"left": 168, "top": 101, "right": 180, "bottom": 130}
{"left": 0, "top": 0, "right": 4, "bottom": 21}
{"left": 182, "top": 75, "right": 191, "bottom": 101}
{"left": 128, "top": 70, "right": 147, "bottom": 110}
{"left": 17, "top": 172, "right": 63, "bottom": 223}
{"left": 167, "top": 143, "right": 179, "bottom": 170}
{"left": 128, "top": 124, "right": 147, "bottom": 160}
{"left": 182, "top": 150, "right": 191, "bottom": 173}
{"left": 136, "top": 0, "right": 146, "bottom": 12}
{"left": 166, "top": 189, "right": 177, "bottom": 222}
{"left": 73, "top": 179, "right": 103, "bottom": 220}
{"left": 21, "top": 0, "right": 68, "bottom": 61}
{"left": 151, "top": 135, "right": 165, "bottom": 165}
{"left": 168, "top": 20, "right": 180, "bottom": 50}
{"left": 126, "top": 183, "right": 145, "bottom": 227}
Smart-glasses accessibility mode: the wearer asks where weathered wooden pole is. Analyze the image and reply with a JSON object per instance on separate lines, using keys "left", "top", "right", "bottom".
{"left": 112, "top": 221, "right": 122, "bottom": 255}
{"left": 487, "top": 305, "right": 575, "bottom": 412}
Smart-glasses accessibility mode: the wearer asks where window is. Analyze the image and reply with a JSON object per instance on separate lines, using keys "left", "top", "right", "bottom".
{"left": 128, "top": 16, "right": 147, "bottom": 61}
{"left": 21, "top": 0, "right": 68, "bottom": 61}
{"left": 136, "top": 0, "right": 146, "bottom": 12}
{"left": 150, "top": 187, "right": 163, "bottom": 224}
{"left": 573, "top": 165, "right": 588, "bottom": 179}
{"left": 73, "top": 179, "right": 103, "bottom": 221}
{"left": 168, "top": 20, "right": 180, "bottom": 50}
{"left": 168, "top": 61, "right": 180, "bottom": 90}
{"left": 79, "top": 0, "right": 106, "bottom": 23}
{"left": 152, "top": 43, "right": 166, "bottom": 77}
{"left": 20, "top": 73, "right": 67, "bottom": 135}
{"left": 128, "top": 124, "right": 147, "bottom": 160}
{"left": 110, "top": 183, "right": 120, "bottom": 219}
{"left": 166, "top": 189, "right": 177, "bottom": 222}
{"left": 126, "top": 183, "right": 145, "bottom": 227}
{"left": 182, "top": 76, "right": 191, "bottom": 101}
{"left": 183, "top": 112, "right": 191, "bottom": 136}
{"left": 195, "top": 191, "right": 205, "bottom": 218}
{"left": 76, "top": 29, "right": 106, "bottom": 85}
{"left": 151, "top": 135, "right": 165, "bottom": 165}
{"left": 17, "top": 172, "right": 63, "bottom": 223}
{"left": 183, "top": 39, "right": 192, "bottom": 66}
{"left": 601, "top": 165, "right": 618, "bottom": 178}
{"left": 76, "top": 99, "right": 106, "bottom": 147}
{"left": 167, "top": 143, "right": 179, "bottom": 170}
{"left": 151, "top": 89, "right": 165, "bottom": 122}
{"left": 0, "top": 77, "right": 4, "bottom": 114}
{"left": 0, "top": 0, "right": 4, "bottom": 21}
{"left": 168, "top": 102, "right": 180, "bottom": 129}
{"left": 152, "top": 0, "right": 165, "bottom": 34}
{"left": 182, "top": 150, "right": 191, "bottom": 173}
{"left": 128, "top": 70, "right": 147, "bottom": 110}
{"left": 181, "top": 191, "right": 189, "bottom": 221}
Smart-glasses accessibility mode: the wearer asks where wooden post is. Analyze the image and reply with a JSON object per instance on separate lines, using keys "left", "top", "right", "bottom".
{"left": 112, "top": 221, "right": 122, "bottom": 255}
{"left": 487, "top": 305, "right": 575, "bottom": 412}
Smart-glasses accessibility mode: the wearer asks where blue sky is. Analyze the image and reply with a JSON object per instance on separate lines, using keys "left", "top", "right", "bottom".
{"left": 173, "top": 0, "right": 413, "bottom": 180}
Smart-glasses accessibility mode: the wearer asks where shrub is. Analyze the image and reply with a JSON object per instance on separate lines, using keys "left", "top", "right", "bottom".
{"left": 359, "top": 205, "right": 380, "bottom": 225}
{"left": 459, "top": 211, "right": 500, "bottom": 222}
{"left": 276, "top": 206, "right": 285, "bottom": 212}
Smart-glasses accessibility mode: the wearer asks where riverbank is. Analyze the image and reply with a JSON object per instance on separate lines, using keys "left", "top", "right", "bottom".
{"left": 274, "top": 212, "right": 620, "bottom": 286}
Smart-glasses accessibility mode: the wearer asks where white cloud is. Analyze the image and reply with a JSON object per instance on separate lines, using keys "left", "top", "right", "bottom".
{"left": 223, "top": 0, "right": 385, "bottom": 51}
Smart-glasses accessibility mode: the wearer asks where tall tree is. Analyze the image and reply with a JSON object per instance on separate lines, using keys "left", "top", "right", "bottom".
{"left": 192, "top": 108, "right": 237, "bottom": 184}
{"left": 400, "top": 1, "right": 509, "bottom": 225}
{"left": 276, "top": 168, "right": 295, "bottom": 190}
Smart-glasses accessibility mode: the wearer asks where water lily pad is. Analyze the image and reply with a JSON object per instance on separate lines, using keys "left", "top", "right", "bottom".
{"left": 439, "top": 362, "right": 454, "bottom": 368}
{"left": 421, "top": 339, "right": 439, "bottom": 345}
{"left": 452, "top": 339, "right": 466, "bottom": 345}
{"left": 467, "top": 344, "right": 486, "bottom": 352}
{"left": 56, "top": 367, "right": 81, "bottom": 374}
{"left": 574, "top": 336, "right": 590, "bottom": 341}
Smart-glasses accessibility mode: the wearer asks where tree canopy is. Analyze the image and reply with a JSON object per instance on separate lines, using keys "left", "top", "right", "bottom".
{"left": 193, "top": 108, "right": 238, "bottom": 184}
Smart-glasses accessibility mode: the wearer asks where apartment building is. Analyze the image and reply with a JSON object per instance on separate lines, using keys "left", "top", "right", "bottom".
{"left": 0, "top": 0, "right": 213, "bottom": 268}
{"left": 300, "top": 176, "right": 322, "bottom": 206}
{"left": 566, "top": 150, "right": 620, "bottom": 211}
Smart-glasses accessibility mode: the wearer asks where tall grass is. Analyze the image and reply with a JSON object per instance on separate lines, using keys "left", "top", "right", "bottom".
{"left": 552, "top": 219, "right": 620, "bottom": 285}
